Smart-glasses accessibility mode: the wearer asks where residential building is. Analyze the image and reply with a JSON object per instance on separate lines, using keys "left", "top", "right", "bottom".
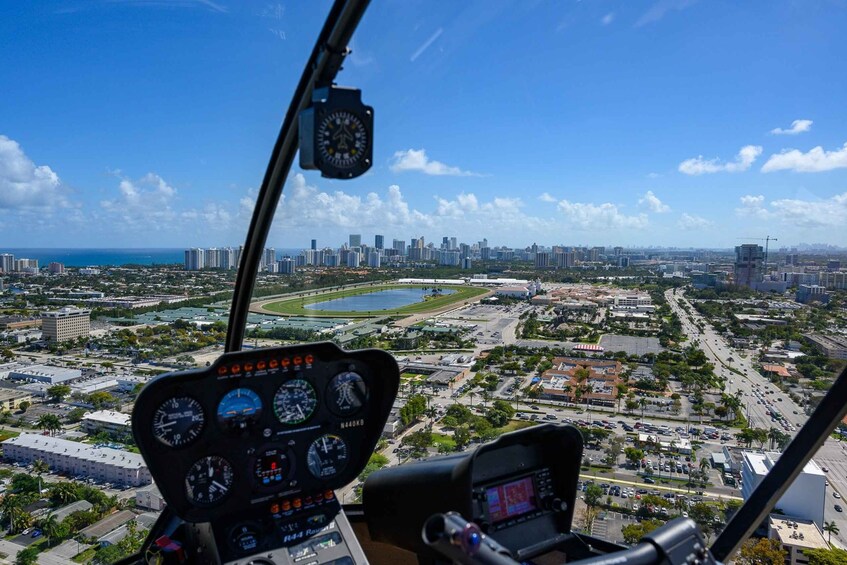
{"left": 278, "top": 258, "right": 295, "bottom": 274}
{"left": 41, "top": 307, "right": 91, "bottom": 342}
{"left": 818, "top": 271, "right": 847, "bottom": 290}
{"left": 803, "top": 334, "right": 847, "bottom": 360}
{"left": 183, "top": 248, "right": 205, "bottom": 270}
{"left": 0, "top": 253, "right": 14, "bottom": 273}
{"left": 136, "top": 484, "right": 166, "bottom": 511}
{"left": 349, "top": 234, "right": 361, "bottom": 247}
{"left": 81, "top": 410, "right": 132, "bottom": 437}
{"left": 741, "top": 451, "right": 826, "bottom": 526}
{"left": 0, "top": 390, "right": 33, "bottom": 411}
{"left": 795, "top": 284, "right": 830, "bottom": 305}
{"left": 768, "top": 515, "right": 828, "bottom": 565}
{"left": 48, "top": 262, "right": 65, "bottom": 274}
{"left": 368, "top": 251, "right": 381, "bottom": 268}
{"left": 374, "top": 234, "right": 384, "bottom": 249}
{"left": 734, "top": 244, "right": 764, "bottom": 287}
{"left": 3, "top": 434, "right": 151, "bottom": 486}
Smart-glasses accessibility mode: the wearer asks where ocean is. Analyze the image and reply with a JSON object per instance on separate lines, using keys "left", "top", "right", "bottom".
{"left": 1, "top": 248, "right": 303, "bottom": 267}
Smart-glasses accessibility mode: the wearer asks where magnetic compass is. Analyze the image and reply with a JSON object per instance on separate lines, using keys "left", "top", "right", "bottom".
{"left": 299, "top": 86, "right": 373, "bottom": 179}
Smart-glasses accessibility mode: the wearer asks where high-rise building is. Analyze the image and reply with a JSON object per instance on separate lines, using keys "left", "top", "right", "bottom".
{"left": 368, "top": 251, "right": 380, "bottom": 268}
{"left": 734, "top": 244, "right": 765, "bottom": 287}
{"left": 347, "top": 252, "right": 360, "bottom": 268}
{"left": 48, "top": 262, "right": 65, "bottom": 274}
{"left": 459, "top": 243, "right": 470, "bottom": 259}
{"left": 439, "top": 251, "right": 460, "bottom": 266}
{"left": 204, "top": 248, "right": 221, "bottom": 269}
{"left": 311, "top": 239, "right": 317, "bottom": 250}
{"left": 449, "top": 237, "right": 457, "bottom": 250}
{"left": 480, "top": 247, "right": 491, "bottom": 261}
{"left": 0, "top": 254, "right": 14, "bottom": 273}
{"left": 441, "top": 236, "right": 450, "bottom": 249}
{"left": 461, "top": 257, "right": 472, "bottom": 270}
{"left": 221, "top": 247, "right": 237, "bottom": 270}
{"left": 184, "top": 248, "right": 205, "bottom": 270}
{"left": 392, "top": 239, "right": 406, "bottom": 256}
{"left": 535, "top": 252, "right": 551, "bottom": 269}
{"left": 349, "top": 234, "right": 361, "bottom": 248}
{"left": 41, "top": 307, "right": 91, "bottom": 342}
{"left": 261, "top": 248, "right": 276, "bottom": 271}
{"left": 15, "top": 258, "right": 38, "bottom": 272}
{"left": 374, "top": 235, "right": 384, "bottom": 249}
{"left": 278, "top": 258, "right": 295, "bottom": 274}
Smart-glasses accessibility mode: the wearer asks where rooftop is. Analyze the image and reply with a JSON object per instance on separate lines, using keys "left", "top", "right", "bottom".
{"left": 82, "top": 410, "right": 131, "bottom": 426}
{"left": 4, "top": 434, "right": 147, "bottom": 470}
{"left": 769, "top": 515, "right": 828, "bottom": 550}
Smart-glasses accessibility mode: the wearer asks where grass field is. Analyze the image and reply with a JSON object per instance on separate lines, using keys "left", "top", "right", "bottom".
{"left": 260, "top": 284, "right": 489, "bottom": 317}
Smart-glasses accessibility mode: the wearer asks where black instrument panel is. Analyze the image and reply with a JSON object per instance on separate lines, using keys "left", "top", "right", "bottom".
{"left": 133, "top": 342, "right": 399, "bottom": 523}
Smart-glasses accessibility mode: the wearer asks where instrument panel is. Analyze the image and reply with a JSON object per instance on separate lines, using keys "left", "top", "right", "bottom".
{"left": 133, "top": 342, "right": 399, "bottom": 523}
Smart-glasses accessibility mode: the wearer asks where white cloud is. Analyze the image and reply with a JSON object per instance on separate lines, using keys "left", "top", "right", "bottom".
{"left": 678, "top": 145, "right": 762, "bottom": 175}
{"left": 770, "top": 119, "right": 812, "bottom": 135}
{"left": 601, "top": 12, "right": 615, "bottom": 25}
{"left": 677, "top": 213, "right": 712, "bottom": 230}
{"left": 638, "top": 190, "right": 670, "bottom": 213}
{"left": 0, "top": 135, "right": 69, "bottom": 209}
{"left": 389, "top": 148, "right": 481, "bottom": 177}
{"left": 647, "top": 172, "right": 661, "bottom": 179}
{"left": 635, "top": 0, "right": 697, "bottom": 27}
{"left": 761, "top": 142, "right": 847, "bottom": 173}
{"left": 100, "top": 172, "right": 179, "bottom": 229}
{"left": 735, "top": 192, "right": 847, "bottom": 227}
{"left": 538, "top": 192, "right": 557, "bottom": 203}
{"left": 556, "top": 200, "right": 648, "bottom": 230}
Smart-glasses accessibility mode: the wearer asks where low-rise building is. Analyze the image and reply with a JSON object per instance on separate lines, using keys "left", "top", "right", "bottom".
{"left": 3, "top": 434, "right": 151, "bottom": 486}
{"left": 768, "top": 515, "right": 828, "bottom": 565}
{"left": 540, "top": 357, "right": 622, "bottom": 406}
{"left": 742, "top": 451, "right": 826, "bottom": 526}
{"left": 9, "top": 364, "right": 81, "bottom": 384}
{"left": 135, "top": 483, "right": 166, "bottom": 511}
{"left": 81, "top": 410, "right": 132, "bottom": 437}
{"left": 803, "top": 334, "right": 847, "bottom": 360}
{"left": 0, "top": 389, "right": 33, "bottom": 411}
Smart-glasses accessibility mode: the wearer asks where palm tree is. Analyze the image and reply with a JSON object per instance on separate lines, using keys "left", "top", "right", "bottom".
{"left": 39, "top": 513, "right": 60, "bottom": 547}
{"left": 638, "top": 398, "right": 647, "bottom": 423}
{"left": 615, "top": 383, "right": 628, "bottom": 414}
{"left": 823, "top": 520, "right": 839, "bottom": 545}
{"left": 48, "top": 481, "right": 78, "bottom": 505}
{"left": 32, "top": 459, "right": 49, "bottom": 493}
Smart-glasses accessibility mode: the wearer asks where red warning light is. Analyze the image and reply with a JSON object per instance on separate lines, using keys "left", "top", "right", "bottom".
{"left": 293, "top": 356, "right": 303, "bottom": 366}
{"left": 217, "top": 366, "right": 228, "bottom": 376}
{"left": 230, "top": 364, "right": 241, "bottom": 373}
{"left": 281, "top": 358, "right": 291, "bottom": 368}
{"left": 270, "top": 503, "right": 280, "bottom": 514}
{"left": 268, "top": 359, "right": 279, "bottom": 369}
{"left": 304, "top": 354, "right": 314, "bottom": 365}
{"left": 257, "top": 360, "right": 267, "bottom": 370}
{"left": 243, "top": 362, "right": 254, "bottom": 372}
{"left": 270, "top": 462, "right": 277, "bottom": 470}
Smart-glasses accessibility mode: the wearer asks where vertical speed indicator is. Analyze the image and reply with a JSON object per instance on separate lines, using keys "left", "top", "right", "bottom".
{"left": 152, "top": 396, "right": 205, "bottom": 448}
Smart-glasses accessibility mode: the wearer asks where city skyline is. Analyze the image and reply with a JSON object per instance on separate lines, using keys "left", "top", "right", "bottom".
{"left": 1, "top": 2, "right": 846, "bottom": 248}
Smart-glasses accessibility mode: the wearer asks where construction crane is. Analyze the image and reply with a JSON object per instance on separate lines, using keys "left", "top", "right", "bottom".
{"left": 738, "top": 235, "right": 778, "bottom": 266}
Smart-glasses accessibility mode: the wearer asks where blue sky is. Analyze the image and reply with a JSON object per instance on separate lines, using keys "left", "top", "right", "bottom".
{"left": 1, "top": 0, "right": 846, "bottom": 249}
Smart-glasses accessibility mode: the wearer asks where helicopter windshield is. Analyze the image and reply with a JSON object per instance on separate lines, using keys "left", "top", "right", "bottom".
{"left": 1, "top": 1, "right": 846, "bottom": 564}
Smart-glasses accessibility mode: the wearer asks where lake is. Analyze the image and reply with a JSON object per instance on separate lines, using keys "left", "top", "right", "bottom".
{"left": 304, "top": 288, "right": 456, "bottom": 312}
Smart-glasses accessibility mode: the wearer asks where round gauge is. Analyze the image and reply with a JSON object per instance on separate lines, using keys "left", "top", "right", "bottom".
{"left": 273, "top": 379, "right": 318, "bottom": 425}
{"left": 253, "top": 447, "right": 289, "bottom": 488}
{"left": 327, "top": 371, "right": 368, "bottom": 417}
{"left": 230, "top": 523, "right": 261, "bottom": 555}
{"left": 317, "top": 110, "right": 369, "bottom": 170}
{"left": 185, "top": 455, "right": 234, "bottom": 506}
{"left": 217, "top": 388, "right": 263, "bottom": 429}
{"left": 307, "top": 434, "right": 349, "bottom": 479}
{"left": 152, "top": 396, "right": 205, "bottom": 448}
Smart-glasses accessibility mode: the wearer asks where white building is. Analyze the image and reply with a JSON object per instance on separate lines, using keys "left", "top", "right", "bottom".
{"left": 741, "top": 451, "right": 826, "bottom": 526}
{"left": 3, "top": 434, "right": 151, "bottom": 486}
{"left": 81, "top": 410, "right": 132, "bottom": 436}
{"left": 135, "top": 483, "right": 166, "bottom": 511}
{"left": 768, "top": 515, "right": 829, "bottom": 565}
{"left": 9, "top": 364, "right": 81, "bottom": 384}
{"left": 368, "top": 251, "right": 381, "bottom": 268}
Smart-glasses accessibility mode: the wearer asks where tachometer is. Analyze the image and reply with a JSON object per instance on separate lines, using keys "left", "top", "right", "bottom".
{"left": 217, "top": 388, "right": 263, "bottom": 429}
{"left": 152, "top": 396, "right": 205, "bottom": 448}
{"left": 185, "top": 455, "right": 234, "bottom": 506}
{"left": 327, "top": 371, "right": 368, "bottom": 416}
{"left": 273, "top": 379, "right": 317, "bottom": 425}
{"left": 307, "top": 434, "right": 349, "bottom": 479}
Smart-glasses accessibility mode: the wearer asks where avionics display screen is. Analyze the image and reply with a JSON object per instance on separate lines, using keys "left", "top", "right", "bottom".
{"left": 486, "top": 476, "right": 537, "bottom": 523}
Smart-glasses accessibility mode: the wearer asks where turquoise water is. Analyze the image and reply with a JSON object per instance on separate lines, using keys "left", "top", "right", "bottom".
{"left": 305, "top": 288, "right": 456, "bottom": 312}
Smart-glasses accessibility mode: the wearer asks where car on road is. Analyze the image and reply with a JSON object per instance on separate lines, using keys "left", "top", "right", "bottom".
{"left": 31, "top": 529, "right": 42, "bottom": 538}
{"left": 644, "top": 477, "right": 656, "bottom": 484}
{"left": 834, "top": 492, "right": 841, "bottom": 499}
{"left": 835, "top": 505, "right": 843, "bottom": 512}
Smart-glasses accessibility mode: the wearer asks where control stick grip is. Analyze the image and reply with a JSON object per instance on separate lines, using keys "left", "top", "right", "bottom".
{"left": 423, "top": 512, "right": 517, "bottom": 565}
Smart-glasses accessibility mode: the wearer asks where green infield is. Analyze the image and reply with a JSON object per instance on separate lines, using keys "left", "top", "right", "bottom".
{"left": 260, "top": 284, "right": 489, "bottom": 317}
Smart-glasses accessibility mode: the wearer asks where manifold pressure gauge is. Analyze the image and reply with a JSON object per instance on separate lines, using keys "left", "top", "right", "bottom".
{"left": 299, "top": 86, "right": 373, "bottom": 179}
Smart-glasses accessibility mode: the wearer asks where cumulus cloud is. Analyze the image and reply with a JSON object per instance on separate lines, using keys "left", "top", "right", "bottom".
{"left": 770, "top": 119, "right": 812, "bottom": 135}
{"left": 735, "top": 192, "right": 847, "bottom": 227}
{"left": 735, "top": 194, "right": 770, "bottom": 219}
{"left": 635, "top": 0, "right": 697, "bottom": 27}
{"left": 0, "top": 134, "right": 69, "bottom": 209}
{"left": 638, "top": 190, "right": 670, "bottom": 213}
{"left": 761, "top": 142, "right": 847, "bottom": 173}
{"left": 677, "top": 213, "right": 712, "bottom": 230}
{"left": 556, "top": 200, "right": 648, "bottom": 230}
{"left": 538, "top": 192, "right": 557, "bottom": 203}
{"left": 679, "top": 145, "right": 762, "bottom": 175}
{"left": 601, "top": 12, "right": 615, "bottom": 25}
{"left": 389, "top": 149, "right": 481, "bottom": 177}
{"left": 100, "top": 172, "right": 179, "bottom": 229}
